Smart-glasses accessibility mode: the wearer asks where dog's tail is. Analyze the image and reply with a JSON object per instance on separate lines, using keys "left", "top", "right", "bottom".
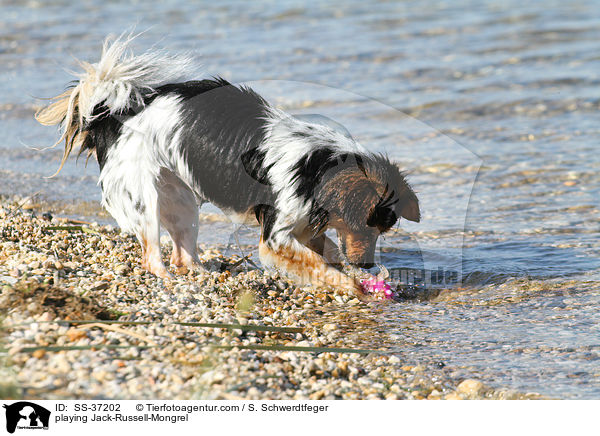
{"left": 35, "top": 34, "right": 194, "bottom": 176}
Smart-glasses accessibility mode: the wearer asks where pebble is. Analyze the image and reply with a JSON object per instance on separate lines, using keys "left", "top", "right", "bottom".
{"left": 114, "top": 264, "right": 130, "bottom": 275}
{"left": 322, "top": 323, "right": 337, "bottom": 333}
{"left": 457, "top": 379, "right": 486, "bottom": 397}
{"left": 66, "top": 329, "right": 87, "bottom": 342}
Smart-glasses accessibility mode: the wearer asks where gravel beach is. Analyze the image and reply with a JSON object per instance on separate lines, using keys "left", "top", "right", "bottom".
{"left": 0, "top": 196, "right": 541, "bottom": 400}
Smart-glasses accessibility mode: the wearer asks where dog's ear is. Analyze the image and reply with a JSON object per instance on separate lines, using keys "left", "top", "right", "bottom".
{"left": 399, "top": 188, "right": 420, "bottom": 222}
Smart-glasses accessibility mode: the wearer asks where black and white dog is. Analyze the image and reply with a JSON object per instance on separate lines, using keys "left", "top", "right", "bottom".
{"left": 37, "top": 36, "right": 420, "bottom": 298}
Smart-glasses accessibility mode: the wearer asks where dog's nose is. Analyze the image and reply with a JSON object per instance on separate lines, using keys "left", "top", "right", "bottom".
{"left": 356, "top": 262, "right": 375, "bottom": 269}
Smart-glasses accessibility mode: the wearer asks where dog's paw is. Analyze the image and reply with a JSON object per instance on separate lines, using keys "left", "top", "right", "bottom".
{"left": 153, "top": 269, "right": 174, "bottom": 280}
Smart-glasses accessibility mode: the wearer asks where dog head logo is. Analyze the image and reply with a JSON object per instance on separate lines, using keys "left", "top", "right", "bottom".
{"left": 2, "top": 402, "right": 50, "bottom": 433}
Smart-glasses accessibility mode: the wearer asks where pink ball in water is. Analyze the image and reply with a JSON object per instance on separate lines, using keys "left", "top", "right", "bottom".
{"left": 361, "top": 277, "right": 394, "bottom": 299}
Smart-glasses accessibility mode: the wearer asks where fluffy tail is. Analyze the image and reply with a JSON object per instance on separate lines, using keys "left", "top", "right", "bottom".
{"left": 35, "top": 34, "right": 195, "bottom": 176}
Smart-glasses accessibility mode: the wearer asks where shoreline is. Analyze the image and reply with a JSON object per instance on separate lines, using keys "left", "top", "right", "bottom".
{"left": 0, "top": 196, "right": 541, "bottom": 400}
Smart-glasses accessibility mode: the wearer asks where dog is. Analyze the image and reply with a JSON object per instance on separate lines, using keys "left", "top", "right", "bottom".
{"left": 36, "top": 36, "right": 420, "bottom": 299}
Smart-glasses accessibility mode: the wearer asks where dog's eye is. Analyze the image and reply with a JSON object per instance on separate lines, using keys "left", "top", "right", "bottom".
{"left": 367, "top": 207, "right": 397, "bottom": 229}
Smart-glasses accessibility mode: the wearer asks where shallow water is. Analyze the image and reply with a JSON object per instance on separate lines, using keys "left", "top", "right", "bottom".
{"left": 1, "top": 0, "right": 599, "bottom": 398}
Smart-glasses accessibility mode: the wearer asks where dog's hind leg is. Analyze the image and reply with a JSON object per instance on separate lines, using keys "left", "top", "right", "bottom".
{"left": 157, "top": 168, "right": 202, "bottom": 270}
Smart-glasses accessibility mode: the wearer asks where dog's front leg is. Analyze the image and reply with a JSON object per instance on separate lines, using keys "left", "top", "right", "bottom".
{"left": 259, "top": 237, "right": 363, "bottom": 298}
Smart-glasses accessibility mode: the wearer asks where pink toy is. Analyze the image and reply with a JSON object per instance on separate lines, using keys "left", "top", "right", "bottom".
{"left": 360, "top": 277, "right": 394, "bottom": 299}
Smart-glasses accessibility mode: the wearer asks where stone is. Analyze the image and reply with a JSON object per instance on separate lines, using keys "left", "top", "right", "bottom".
{"left": 66, "top": 328, "right": 87, "bottom": 342}
{"left": 457, "top": 379, "right": 485, "bottom": 397}
{"left": 32, "top": 349, "right": 46, "bottom": 359}
{"left": 322, "top": 323, "right": 337, "bottom": 333}
{"left": 388, "top": 356, "right": 401, "bottom": 364}
{"left": 115, "top": 264, "right": 130, "bottom": 275}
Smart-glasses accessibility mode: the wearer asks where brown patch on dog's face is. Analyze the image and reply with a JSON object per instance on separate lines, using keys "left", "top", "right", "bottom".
{"left": 329, "top": 215, "right": 378, "bottom": 267}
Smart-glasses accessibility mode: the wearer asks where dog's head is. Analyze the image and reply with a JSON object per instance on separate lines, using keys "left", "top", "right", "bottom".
{"left": 315, "top": 154, "right": 420, "bottom": 268}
